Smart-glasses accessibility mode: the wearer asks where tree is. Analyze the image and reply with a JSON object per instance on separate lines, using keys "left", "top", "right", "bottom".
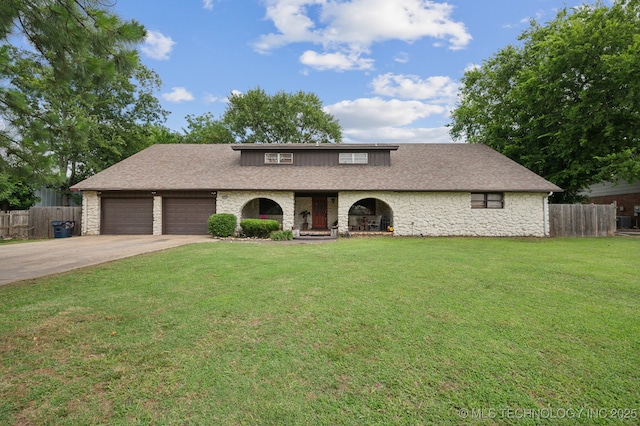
{"left": 146, "top": 124, "right": 184, "bottom": 145}
{"left": 1, "top": 0, "right": 166, "bottom": 206}
{"left": 449, "top": 0, "right": 640, "bottom": 202}
{"left": 0, "top": 174, "right": 38, "bottom": 211}
{"left": 222, "top": 87, "right": 342, "bottom": 144}
{"left": 182, "top": 112, "right": 234, "bottom": 144}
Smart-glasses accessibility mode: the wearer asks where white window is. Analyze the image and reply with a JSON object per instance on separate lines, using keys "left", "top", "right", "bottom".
{"left": 339, "top": 152, "right": 368, "bottom": 164}
{"left": 265, "top": 153, "right": 293, "bottom": 164}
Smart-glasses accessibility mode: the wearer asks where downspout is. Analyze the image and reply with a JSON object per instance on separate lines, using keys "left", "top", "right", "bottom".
{"left": 544, "top": 192, "right": 553, "bottom": 237}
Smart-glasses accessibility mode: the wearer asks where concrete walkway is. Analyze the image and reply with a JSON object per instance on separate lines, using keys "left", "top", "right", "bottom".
{"left": 0, "top": 235, "right": 215, "bottom": 286}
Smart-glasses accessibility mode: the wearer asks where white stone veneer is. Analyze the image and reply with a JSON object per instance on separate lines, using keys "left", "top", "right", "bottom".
{"left": 81, "top": 191, "right": 100, "bottom": 235}
{"left": 338, "top": 191, "right": 549, "bottom": 237}
{"left": 216, "top": 191, "right": 295, "bottom": 232}
{"left": 80, "top": 190, "right": 550, "bottom": 237}
{"left": 153, "top": 196, "right": 162, "bottom": 235}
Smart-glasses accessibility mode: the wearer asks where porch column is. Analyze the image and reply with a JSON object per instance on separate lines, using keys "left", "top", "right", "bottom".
{"left": 81, "top": 191, "right": 100, "bottom": 235}
{"left": 153, "top": 196, "right": 163, "bottom": 235}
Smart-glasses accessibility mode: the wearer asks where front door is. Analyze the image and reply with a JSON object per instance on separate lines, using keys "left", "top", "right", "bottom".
{"left": 312, "top": 197, "right": 328, "bottom": 229}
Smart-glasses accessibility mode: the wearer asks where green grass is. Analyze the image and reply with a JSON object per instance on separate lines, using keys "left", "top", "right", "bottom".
{"left": 1, "top": 237, "right": 639, "bottom": 425}
{"left": 0, "top": 238, "right": 36, "bottom": 245}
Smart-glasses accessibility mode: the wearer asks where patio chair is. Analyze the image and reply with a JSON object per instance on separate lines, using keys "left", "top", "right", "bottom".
{"left": 368, "top": 215, "right": 382, "bottom": 231}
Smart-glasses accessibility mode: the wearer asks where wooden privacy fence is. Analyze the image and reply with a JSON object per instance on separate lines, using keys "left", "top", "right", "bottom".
{"left": 548, "top": 203, "right": 616, "bottom": 237}
{"left": 0, "top": 207, "right": 82, "bottom": 239}
{"left": 29, "top": 207, "right": 82, "bottom": 239}
{"left": 0, "top": 210, "right": 30, "bottom": 239}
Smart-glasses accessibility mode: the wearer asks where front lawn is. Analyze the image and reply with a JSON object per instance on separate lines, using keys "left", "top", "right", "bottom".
{"left": 1, "top": 237, "right": 638, "bottom": 425}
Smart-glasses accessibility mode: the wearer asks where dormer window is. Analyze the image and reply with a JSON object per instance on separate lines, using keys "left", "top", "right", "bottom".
{"left": 265, "top": 153, "right": 293, "bottom": 164}
{"left": 339, "top": 152, "right": 368, "bottom": 164}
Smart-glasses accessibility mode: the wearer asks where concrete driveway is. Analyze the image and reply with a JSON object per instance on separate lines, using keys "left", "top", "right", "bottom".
{"left": 0, "top": 235, "right": 215, "bottom": 286}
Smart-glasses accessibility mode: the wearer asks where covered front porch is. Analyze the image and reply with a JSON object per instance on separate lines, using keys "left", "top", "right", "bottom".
{"left": 238, "top": 192, "right": 394, "bottom": 236}
{"left": 292, "top": 193, "right": 394, "bottom": 235}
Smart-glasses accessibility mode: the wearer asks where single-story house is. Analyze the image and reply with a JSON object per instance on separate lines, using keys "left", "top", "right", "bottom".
{"left": 71, "top": 143, "right": 562, "bottom": 237}
{"left": 583, "top": 180, "right": 640, "bottom": 229}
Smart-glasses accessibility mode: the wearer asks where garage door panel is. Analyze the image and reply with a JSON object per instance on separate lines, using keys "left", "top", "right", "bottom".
{"left": 163, "top": 198, "right": 216, "bottom": 235}
{"left": 102, "top": 198, "right": 153, "bottom": 235}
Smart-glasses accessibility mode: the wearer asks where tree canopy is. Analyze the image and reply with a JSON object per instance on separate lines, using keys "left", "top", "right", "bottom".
{"left": 221, "top": 88, "right": 342, "bottom": 144}
{"left": 182, "top": 112, "right": 234, "bottom": 144}
{"left": 449, "top": 0, "right": 640, "bottom": 202}
{"left": 1, "top": 0, "right": 167, "bottom": 208}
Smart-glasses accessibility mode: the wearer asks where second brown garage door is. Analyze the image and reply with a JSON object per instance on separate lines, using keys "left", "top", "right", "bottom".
{"left": 163, "top": 198, "right": 216, "bottom": 235}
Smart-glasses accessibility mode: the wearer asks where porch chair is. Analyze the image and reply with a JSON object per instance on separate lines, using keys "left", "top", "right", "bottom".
{"left": 367, "top": 215, "right": 382, "bottom": 231}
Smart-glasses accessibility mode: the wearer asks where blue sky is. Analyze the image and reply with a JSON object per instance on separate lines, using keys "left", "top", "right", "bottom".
{"left": 112, "top": 0, "right": 601, "bottom": 144}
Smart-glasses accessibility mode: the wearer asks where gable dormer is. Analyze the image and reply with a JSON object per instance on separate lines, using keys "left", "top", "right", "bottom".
{"left": 231, "top": 144, "right": 399, "bottom": 166}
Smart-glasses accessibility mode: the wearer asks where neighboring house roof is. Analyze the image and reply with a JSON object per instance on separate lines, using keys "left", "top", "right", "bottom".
{"left": 582, "top": 180, "right": 640, "bottom": 198}
{"left": 71, "top": 143, "right": 562, "bottom": 193}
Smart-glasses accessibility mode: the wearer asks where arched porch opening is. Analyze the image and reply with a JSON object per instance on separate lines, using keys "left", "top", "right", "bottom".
{"left": 347, "top": 198, "right": 394, "bottom": 232}
{"left": 241, "top": 198, "right": 284, "bottom": 225}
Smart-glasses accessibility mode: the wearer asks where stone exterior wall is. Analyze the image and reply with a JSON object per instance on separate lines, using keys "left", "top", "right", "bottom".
{"left": 80, "top": 189, "right": 549, "bottom": 237}
{"left": 81, "top": 191, "right": 100, "bottom": 235}
{"left": 216, "top": 191, "right": 295, "bottom": 232}
{"left": 338, "top": 191, "right": 549, "bottom": 237}
{"left": 153, "top": 196, "right": 163, "bottom": 235}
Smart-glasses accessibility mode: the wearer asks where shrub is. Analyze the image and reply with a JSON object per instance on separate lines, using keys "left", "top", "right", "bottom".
{"left": 270, "top": 230, "right": 294, "bottom": 241}
{"left": 240, "top": 219, "right": 280, "bottom": 238}
{"left": 208, "top": 213, "right": 237, "bottom": 237}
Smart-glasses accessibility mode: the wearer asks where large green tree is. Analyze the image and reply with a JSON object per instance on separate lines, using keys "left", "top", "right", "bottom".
{"left": 182, "top": 112, "right": 234, "bottom": 144}
{"left": 1, "top": 0, "right": 166, "bottom": 206}
{"left": 222, "top": 87, "right": 342, "bottom": 144}
{"left": 449, "top": 0, "right": 640, "bottom": 202}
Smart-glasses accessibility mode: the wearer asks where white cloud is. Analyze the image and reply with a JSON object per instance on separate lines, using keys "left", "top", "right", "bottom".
{"left": 203, "top": 93, "right": 221, "bottom": 104}
{"left": 324, "top": 88, "right": 460, "bottom": 144}
{"left": 371, "top": 73, "right": 459, "bottom": 103}
{"left": 162, "top": 87, "right": 194, "bottom": 103}
{"left": 394, "top": 52, "right": 410, "bottom": 64}
{"left": 141, "top": 31, "right": 176, "bottom": 60}
{"left": 342, "top": 126, "right": 454, "bottom": 144}
{"left": 325, "top": 97, "right": 445, "bottom": 129}
{"left": 463, "top": 63, "right": 480, "bottom": 73}
{"left": 320, "top": 0, "right": 471, "bottom": 49}
{"left": 254, "top": 0, "right": 471, "bottom": 70}
{"left": 203, "top": 0, "right": 214, "bottom": 10}
{"left": 300, "top": 49, "right": 374, "bottom": 71}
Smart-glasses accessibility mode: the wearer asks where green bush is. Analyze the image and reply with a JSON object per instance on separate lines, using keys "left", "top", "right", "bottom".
{"left": 240, "top": 219, "right": 280, "bottom": 238}
{"left": 208, "top": 213, "right": 237, "bottom": 237}
{"left": 270, "top": 230, "right": 294, "bottom": 241}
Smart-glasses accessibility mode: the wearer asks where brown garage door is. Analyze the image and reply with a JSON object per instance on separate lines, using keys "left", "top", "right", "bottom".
{"left": 101, "top": 197, "right": 153, "bottom": 235}
{"left": 163, "top": 198, "right": 216, "bottom": 235}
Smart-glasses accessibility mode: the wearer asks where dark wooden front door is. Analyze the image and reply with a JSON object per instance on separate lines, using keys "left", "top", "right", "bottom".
{"left": 312, "top": 197, "right": 328, "bottom": 229}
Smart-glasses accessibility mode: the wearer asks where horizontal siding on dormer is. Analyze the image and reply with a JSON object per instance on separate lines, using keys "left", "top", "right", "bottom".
{"left": 240, "top": 150, "right": 391, "bottom": 166}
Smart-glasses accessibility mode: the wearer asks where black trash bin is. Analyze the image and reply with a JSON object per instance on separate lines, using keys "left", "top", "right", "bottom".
{"left": 52, "top": 220, "right": 75, "bottom": 238}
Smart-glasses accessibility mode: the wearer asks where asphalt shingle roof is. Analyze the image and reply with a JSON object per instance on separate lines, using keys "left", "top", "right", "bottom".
{"left": 71, "top": 143, "right": 562, "bottom": 193}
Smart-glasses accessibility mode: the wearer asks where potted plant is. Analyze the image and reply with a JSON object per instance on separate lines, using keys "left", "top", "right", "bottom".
{"left": 300, "top": 210, "right": 311, "bottom": 230}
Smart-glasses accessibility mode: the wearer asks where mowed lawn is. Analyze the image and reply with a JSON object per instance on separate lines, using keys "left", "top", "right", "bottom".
{"left": 1, "top": 237, "right": 638, "bottom": 425}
